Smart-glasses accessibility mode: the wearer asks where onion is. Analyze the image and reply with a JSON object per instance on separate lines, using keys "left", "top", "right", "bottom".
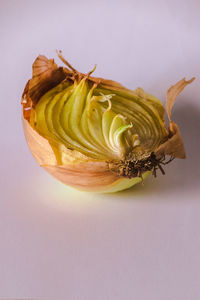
{"left": 21, "top": 51, "right": 195, "bottom": 193}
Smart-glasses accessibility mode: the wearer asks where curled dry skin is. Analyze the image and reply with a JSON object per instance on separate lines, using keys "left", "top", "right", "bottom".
{"left": 21, "top": 52, "right": 195, "bottom": 192}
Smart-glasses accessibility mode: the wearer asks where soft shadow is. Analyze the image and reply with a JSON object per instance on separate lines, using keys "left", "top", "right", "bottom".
{"left": 101, "top": 102, "right": 200, "bottom": 199}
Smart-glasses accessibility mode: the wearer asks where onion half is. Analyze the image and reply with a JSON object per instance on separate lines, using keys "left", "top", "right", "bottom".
{"left": 21, "top": 52, "right": 194, "bottom": 192}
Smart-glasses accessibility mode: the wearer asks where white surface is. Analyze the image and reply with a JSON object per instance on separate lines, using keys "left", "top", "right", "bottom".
{"left": 1, "top": 0, "right": 200, "bottom": 299}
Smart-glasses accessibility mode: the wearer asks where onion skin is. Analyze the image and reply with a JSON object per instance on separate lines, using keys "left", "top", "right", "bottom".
{"left": 21, "top": 53, "right": 195, "bottom": 193}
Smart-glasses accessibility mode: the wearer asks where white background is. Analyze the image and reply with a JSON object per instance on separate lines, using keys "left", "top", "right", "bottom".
{"left": 1, "top": 0, "right": 200, "bottom": 299}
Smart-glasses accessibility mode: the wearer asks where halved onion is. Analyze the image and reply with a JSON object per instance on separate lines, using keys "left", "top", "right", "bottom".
{"left": 21, "top": 52, "right": 194, "bottom": 192}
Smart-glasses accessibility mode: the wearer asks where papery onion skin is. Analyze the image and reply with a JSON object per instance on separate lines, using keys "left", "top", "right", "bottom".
{"left": 21, "top": 53, "right": 195, "bottom": 193}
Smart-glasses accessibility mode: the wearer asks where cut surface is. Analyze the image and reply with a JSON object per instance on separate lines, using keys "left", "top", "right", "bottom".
{"left": 31, "top": 78, "right": 168, "bottom": 165}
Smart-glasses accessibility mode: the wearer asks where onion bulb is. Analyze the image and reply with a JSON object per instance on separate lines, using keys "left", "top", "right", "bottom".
{"left": 21, "top": 51, "right": 194, "bottom": 193}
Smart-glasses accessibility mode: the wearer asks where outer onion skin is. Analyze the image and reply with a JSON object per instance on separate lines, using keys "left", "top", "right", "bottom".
{"left": 21, "top": 53, "right": 195, "bottom": 193}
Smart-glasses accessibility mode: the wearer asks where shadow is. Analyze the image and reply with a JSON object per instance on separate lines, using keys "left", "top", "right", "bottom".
{"left": 100, "top": 102, "right": 200, "bottom": 199}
